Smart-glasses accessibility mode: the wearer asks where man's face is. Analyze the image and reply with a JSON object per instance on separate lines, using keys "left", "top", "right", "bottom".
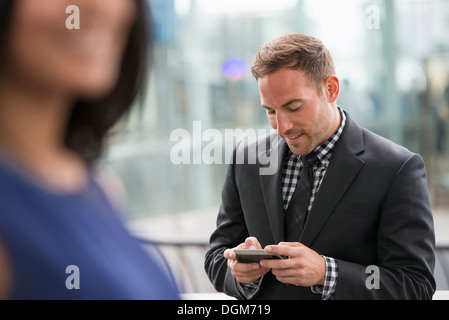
{"left": 258, "top": 68, "right": 338, "bottom": 156}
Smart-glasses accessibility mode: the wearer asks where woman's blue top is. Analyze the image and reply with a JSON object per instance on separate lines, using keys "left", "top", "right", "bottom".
{"left": 0, "top": 159, "right": 179, "bottom": 300}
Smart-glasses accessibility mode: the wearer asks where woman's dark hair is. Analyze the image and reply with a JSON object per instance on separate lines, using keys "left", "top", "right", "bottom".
{"left": 0, "top": 0, "right": 153, "bottom": 164}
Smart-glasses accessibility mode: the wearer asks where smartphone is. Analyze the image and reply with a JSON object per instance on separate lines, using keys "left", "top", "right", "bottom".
{"left": 234, "top": 249, "right": 287, "bottom": 263}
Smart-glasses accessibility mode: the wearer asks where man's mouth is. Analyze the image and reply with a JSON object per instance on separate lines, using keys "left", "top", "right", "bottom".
{"left": 283, "top": 133, "right": 303, "bottom": 143}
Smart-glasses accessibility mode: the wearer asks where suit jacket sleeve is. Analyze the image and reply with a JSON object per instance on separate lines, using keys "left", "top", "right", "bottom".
{"left": 335, "top": 153, "right": 436, "bottom": 299}
{"left": 204, "top": 142, "right": 250, "bottom": 299}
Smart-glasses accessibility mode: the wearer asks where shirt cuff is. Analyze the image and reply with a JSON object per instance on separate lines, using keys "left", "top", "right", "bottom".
{"left": 311, "top": 256, "right": 338, "bottom": 300}
{"left": 236, "top": 277, "right": 263, "bottom": 300}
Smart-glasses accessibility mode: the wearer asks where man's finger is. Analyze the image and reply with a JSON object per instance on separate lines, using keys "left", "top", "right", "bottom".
{"left": 264, "top": 244, "right": 295, "bottom": 256}
{"left": 259, "top": 257, "right": 291, "bottom": 270}
{"left": 224, "top": 248, "right": 236, "bottom": 260}
{"left": 244, "top": 237, "right": 262, "bottom": 249}
{"left": 233, "top": 261, "right": 261, "bottom": 273}
{"left": 277, "top": 242, "right": 304, "bottom": 248}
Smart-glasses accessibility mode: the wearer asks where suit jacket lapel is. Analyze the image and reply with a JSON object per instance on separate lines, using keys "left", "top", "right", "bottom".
{"left": 259, "top": 134, "right": 288, "bottom": 245}
{"left": 299, "top": 114, "right": 366, "bottom": 247}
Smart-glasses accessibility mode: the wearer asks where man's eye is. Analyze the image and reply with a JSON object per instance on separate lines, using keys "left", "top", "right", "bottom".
{"left": 289, "top": 106, "right": 303, "bottom": 112}
{"left": 267, "top": 110, "right": 275, "bottom": 115}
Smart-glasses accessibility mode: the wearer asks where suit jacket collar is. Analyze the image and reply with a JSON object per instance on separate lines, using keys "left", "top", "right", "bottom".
{"left": 259, "top": 112, "right": 366, "bottom": 246}
{"left": 258, "top": 134, "right": 289, "bottom": 244}
{"left": 299, "top": 113, "right": 365, "bottom": 246}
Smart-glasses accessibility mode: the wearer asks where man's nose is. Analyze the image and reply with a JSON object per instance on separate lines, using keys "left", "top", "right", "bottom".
{"left": 276, "top": 112, "right": 293, "bottom": 135}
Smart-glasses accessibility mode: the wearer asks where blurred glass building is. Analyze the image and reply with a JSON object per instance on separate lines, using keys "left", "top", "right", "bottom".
{"left": 103, "top": 0, "right": 449, "bottom": 223}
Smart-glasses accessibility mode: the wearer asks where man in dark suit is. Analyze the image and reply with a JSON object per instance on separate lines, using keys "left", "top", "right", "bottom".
{"left": 204, "top": 33, "right": 436, "bottom": 300}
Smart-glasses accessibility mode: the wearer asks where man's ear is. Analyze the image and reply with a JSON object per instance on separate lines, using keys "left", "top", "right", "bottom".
{"left": 324, "top": 76, "right": 340, "bottom": 103}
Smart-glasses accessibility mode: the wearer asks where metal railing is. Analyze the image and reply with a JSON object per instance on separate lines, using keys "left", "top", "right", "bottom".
{"left": 436, "top": 245, "right": 449, "bottom": 290}
{"left": 139, "top": 237, "right": 212, "bottom": 293}
{"left": 139, "top": 237, "right": 449, "bottom": 294}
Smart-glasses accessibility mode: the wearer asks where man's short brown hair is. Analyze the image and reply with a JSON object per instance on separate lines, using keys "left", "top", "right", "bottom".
{"left": 251, "top": 33, "right": 336, "bottom": 92}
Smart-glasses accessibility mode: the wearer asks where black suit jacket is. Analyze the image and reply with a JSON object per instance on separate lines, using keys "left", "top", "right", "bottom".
{"left": 204, "top": 112, "right": 436, "bottom": 300}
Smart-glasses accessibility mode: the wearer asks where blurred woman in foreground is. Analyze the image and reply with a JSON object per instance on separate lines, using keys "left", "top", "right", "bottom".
{"left": 0, "top": 0, "right": 179, "bottom": 299}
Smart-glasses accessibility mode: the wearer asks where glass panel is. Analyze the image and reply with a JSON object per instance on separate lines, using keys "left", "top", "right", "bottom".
{"left": 102, "top": 0, "right": 449, "bottom": 223}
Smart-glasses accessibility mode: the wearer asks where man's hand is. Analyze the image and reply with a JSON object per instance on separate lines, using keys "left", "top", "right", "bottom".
{"left": 223, "top": 237, "right": 270, "bottom": 284}
{"left": 260, "top": 242, "right": 326, "bottom": 287}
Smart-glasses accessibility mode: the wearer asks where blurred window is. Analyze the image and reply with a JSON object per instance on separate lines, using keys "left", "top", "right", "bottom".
{"left": 103, "top": 0, "right": 449, "bottom": 221}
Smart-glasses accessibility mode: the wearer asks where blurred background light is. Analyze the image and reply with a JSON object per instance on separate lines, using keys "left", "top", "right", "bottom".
{"left": 222, "top": 58, "right": 247, "bottom": 80}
